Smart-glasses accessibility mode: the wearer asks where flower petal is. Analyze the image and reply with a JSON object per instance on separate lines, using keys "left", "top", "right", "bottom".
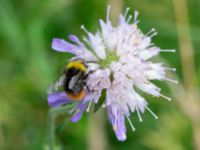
{"left": 108, "top": 107, "right": 127, "bottom": 142}
{"left": 70, "top": 101, "right": 87, "bottom": 122}
{"left": 86, "top": 33, "right": 106, "bottom": 59}
{"left": 52, "top": 38, "right": 79, "bottom": 54}
{"left": 69, "top": 35, "right": 86, "bottom": 49}
{"left": 48, "top": 92, "right": 73, "bottom": 107}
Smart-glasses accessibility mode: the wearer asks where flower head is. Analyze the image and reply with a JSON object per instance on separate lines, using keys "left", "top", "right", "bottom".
{"left": 48, "top": 6, "right": 177, "bottom": 141}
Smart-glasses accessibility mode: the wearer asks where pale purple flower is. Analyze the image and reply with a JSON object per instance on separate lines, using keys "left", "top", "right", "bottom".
{"left": 48, "top": 6, "right": 177, "bottom": 141}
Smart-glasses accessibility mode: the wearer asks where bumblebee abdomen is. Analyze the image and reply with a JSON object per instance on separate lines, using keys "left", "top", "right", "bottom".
{"left": 66, "top": 90, "right": 86, "bottom": 101}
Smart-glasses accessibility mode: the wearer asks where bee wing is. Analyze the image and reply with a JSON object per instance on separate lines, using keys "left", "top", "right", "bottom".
{"left": 47, "top": 74, "right": 66, "bottom": 94}
{"left": 68, "top": 72, "right": 82, "bottom": 90}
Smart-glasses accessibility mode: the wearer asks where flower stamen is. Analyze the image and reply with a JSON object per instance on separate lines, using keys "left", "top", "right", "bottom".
{"left": 106, "top": 5, "right": 111, "bottom": 22}
{"left": 80, "top": 25, "right": 89, "bottom": 34}
{"left": 159, "top": 93, "right": 172, "bottom": 101}
{"left": 160, "top": 49, "right": 176, "bottom": 53}
{"left": 102, "top": 103, "right": 107, "bottom": 108}
{"left": 124, "top": 7, "right": 130, "bottom": 18}
{"left": 145, "top": 106, "right": 158, "bottom": 119}
{"left": 164, "top": 67, "right": 176, "bottom": 72}
{"left": 136, "top": 107, "right": 143, "bottom": 122}
{"left": 134, "top": 11, "right": 139, "bottom": 24}
{"left": 145, "top": 28, "right": 156, "bottom": 36}
{"left": 125, "top": 115, "right": 136, "bottom": 132}
{"left": 69, "top": 105, "right": 77, "bottom": 114}
{"left": 163, "top": 77, "right": 178, "bottom": 84}
{"left": 149, "top": 32, "right": 158, "bottom": 38}
{"left": 86, "top": 100, "right": 93, "bottom": 112}
{"left": 127, "top": 15, "right": 132, "bottom": 23}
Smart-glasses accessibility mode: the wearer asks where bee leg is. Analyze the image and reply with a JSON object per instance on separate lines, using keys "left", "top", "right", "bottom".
{"left": 84, "top": 83, "right": 97, "bottom": 93}
{"left": 83, "top": 70, "right": 95, "bottom": 80}
{"left": 85, "top": 84, "right": 91, "bottom": 92}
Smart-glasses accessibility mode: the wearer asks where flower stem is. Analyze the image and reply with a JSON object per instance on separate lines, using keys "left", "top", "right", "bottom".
{"left": 48, "top": 109, "right": 56, "bottom": 150}
{"left": 48, "top": 104, "right": 75, "bottom": 150}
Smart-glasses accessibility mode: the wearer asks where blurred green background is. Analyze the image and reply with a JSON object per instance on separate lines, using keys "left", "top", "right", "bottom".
{"left": 0, "top": 0, "right": 200, "bottom": 149}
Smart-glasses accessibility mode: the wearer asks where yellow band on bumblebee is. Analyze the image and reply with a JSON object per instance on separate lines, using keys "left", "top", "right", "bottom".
{"left": 66, "top": 61, "right": 86, "bottom": 71}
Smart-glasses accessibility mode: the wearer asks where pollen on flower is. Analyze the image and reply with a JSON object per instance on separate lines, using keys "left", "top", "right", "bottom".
{"left": 113, "top": 125, "right": 117, "bottom": 131}
{"left": 48, "top": 5, "right": 177, "bottom": 142}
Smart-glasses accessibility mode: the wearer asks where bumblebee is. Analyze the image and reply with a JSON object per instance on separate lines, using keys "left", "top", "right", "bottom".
{"left": 48, "top": 59, "right": 88, "bottom": 100}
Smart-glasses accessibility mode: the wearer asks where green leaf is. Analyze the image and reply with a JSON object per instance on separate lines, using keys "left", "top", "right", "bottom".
{"left": 93, "top": 89, "right": 106, "bottom": 113}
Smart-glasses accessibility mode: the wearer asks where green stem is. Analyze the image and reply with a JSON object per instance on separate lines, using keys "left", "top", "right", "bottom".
{"left": 48, "top": 104, "right": 75, "bottom": 150}
{"left": 49, "top": 110, "right": 55, "bottom": 150}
